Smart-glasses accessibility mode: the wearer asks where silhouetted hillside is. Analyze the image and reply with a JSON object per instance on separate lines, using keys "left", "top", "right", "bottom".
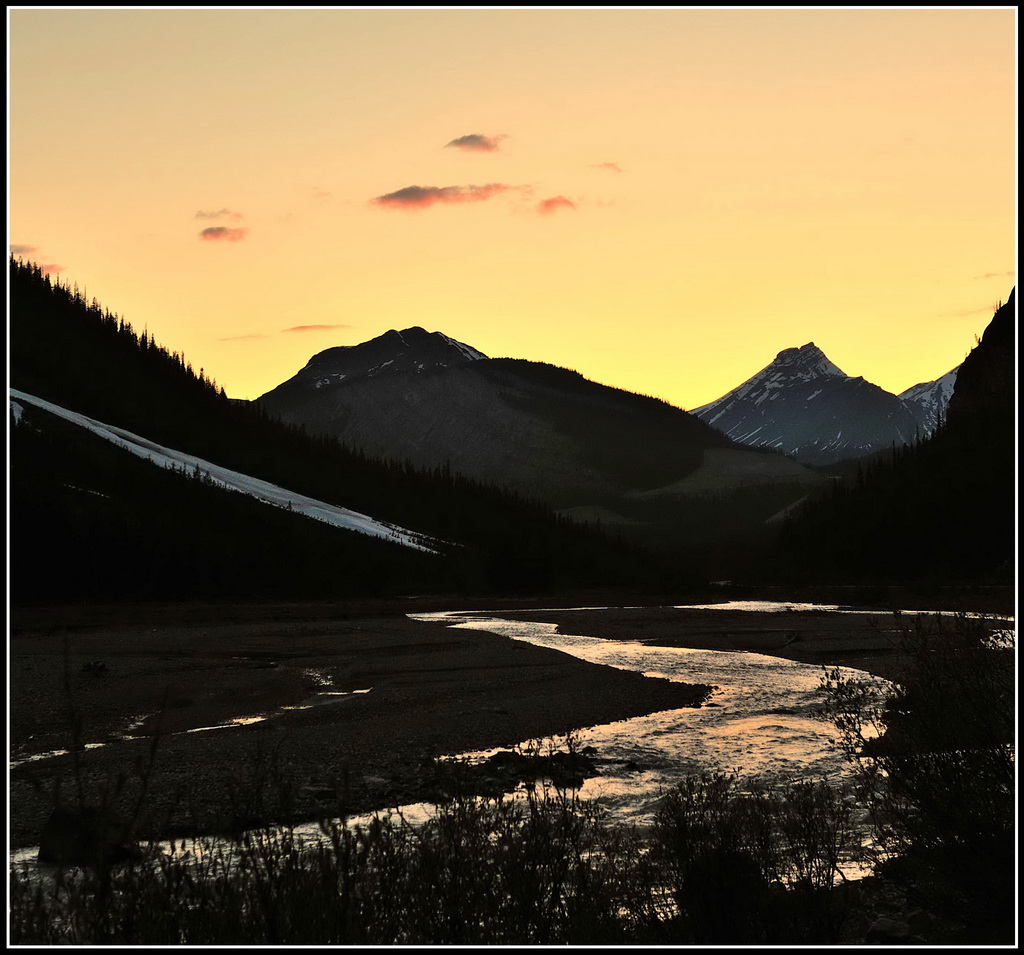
{"left": 257, "top": 325, "right": 825, "bottom": 566}
{"left": 774, "top": 292, "right": 1015, "bottom": 583}
{"left": 8, "top": 257, "right": 692, "bottom": 600}
{"left": 10, "top": 404, "right": 441, "bottom": 602}
{"left": 258, "top": 333, "right": 738, "bottom": 508}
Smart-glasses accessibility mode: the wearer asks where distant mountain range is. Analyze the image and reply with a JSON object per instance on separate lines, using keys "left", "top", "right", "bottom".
{"left": 898, "top": 366, "right": 959, "bottom": 433}
{"left": 257, "top": 327, "right": 827, "bottom": 525}
{"left": 13, "top": 249, "right": 1003, "bottom": 594}
{"left": 691, "top": 343, "right": 959, "bottom": 465}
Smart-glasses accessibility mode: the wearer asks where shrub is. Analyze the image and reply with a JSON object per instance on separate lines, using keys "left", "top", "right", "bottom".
{"left": 822, "top": 612, "right": 1015, "bottom": 942}
{"left": 650, "top": 772, "right": 857, "bottom": 943}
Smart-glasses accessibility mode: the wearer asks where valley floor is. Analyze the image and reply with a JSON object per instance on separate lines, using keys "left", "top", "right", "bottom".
{"left": 10, "top": 597, "right": 705, "bottom": 852}
{"left": 8, "top": 592, "right": 1012, "bottom": 852}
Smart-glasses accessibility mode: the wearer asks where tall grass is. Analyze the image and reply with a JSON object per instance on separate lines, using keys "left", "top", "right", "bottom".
{"left": 12, "top": 611, "right": 1012, "bottom": 944}
{"left": 11, "top": 767, "right": 865, "bottom": 945}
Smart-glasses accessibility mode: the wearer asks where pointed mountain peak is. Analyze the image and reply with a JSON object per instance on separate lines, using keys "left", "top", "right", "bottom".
{"left": 771, "top": 342, "right": 846, "bottom": 378}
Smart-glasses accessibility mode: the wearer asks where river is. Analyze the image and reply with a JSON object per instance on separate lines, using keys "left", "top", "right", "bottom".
{"left": 406, "top": 604, "right": 891, "bottom": 829}
{"left": 11, "top": 601, "right": 965, "bottom": 874}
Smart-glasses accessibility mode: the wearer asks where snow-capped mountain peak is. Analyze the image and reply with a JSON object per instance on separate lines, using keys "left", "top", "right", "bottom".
{"left": 899, "top": 365, "right": 959, "bottom": 404}
{"left": 280, "top": 326, "right": 488, "bottom": 393}
{"left": 435, "top": 331, "right": 488, "bottom": 362}
{"left": 771, "top": 343, "right": 847, "bottom": 380}
{"left": 898, "top": 365, "right": 959, "bottom": 433}
{"left": 691, "top": 342, "right": 927, "bottom": 465}
{"left": 691, "top": 343, "right": 847, "bottom": 421}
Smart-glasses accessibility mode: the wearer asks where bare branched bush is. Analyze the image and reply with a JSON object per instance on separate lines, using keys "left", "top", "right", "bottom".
{"left": 822, "top": 612, "right": 1015, "bottom": 942}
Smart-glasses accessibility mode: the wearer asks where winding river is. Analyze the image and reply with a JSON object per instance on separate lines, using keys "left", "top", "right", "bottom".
{"left": 16, "top": 601, "right": 994, "bottom": 874}
{"left": 407, "top": 605, "right": 889, "bottom": 828}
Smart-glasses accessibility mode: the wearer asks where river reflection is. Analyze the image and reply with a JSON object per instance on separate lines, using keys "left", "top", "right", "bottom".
{"left": 11, "top": 604, "right": 893, "bottom": 878}
{"left": 410, "top": 609, "right": 888, "bottom": 828}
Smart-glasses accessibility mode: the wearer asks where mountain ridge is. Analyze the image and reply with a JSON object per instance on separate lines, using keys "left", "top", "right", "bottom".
{"left": 9, "top": 256, "right": 676, "bottom": 598}
{"left": 692, "top": 341, "right": 959, "bottom": 465}
{"left": 274, "top": 326, "right": 487, "bottom": 397}
{"left": 257, "top": 328, "right": 796, "bottom": 510}
{"left": 776, "top": 290, "right": 1014, "bottom": 581}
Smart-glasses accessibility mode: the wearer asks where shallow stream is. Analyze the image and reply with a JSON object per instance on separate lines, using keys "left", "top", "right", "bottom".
{"left": 407, "top": 605, "right": 889, "bottom": 828}
{"left": 14, "top": 601, "right": 988, "bottom": 875}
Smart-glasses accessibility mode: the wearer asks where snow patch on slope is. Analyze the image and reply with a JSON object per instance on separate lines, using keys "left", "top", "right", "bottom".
{"left": 10, "top": 389, "right": 445, "bottom": 554}
{"left": 691, "top": 343, "right": 845, "bottom": 418}
{"left": 438, "top": 332, "right": 487, "bottom": 362}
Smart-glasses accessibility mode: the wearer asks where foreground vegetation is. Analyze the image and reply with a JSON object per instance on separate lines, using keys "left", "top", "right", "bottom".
{"left": 822, "top": 612, "right": 1015, "bottom": 943}
{"left": 11, "top": 772, "right": 865, "bottom": 945}
{"left": 9, "top": 613, "right": 1014, "bottom": 945}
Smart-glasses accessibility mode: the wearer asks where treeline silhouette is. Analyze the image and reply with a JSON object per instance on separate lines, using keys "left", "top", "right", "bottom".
{"left": 9, "top": 256, "right": 689, "bottom": 600}
{"left": 487, "top": 359, "right": 731, "bottom": 495}
{"left": 10, "top": 408, "right": 441, "bottom": 601}
{"left": 774, "top": 292, "right": 1015, "bottom": 583}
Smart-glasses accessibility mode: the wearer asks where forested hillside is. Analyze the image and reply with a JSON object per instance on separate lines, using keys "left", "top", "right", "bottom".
{"left": 258, "top": 330, "right": 736, "bottom": 510}
{"left": 774, "top": 292, "right": 1015, "bottom": 583}
{"left": 9, "top": 257, "right": 686, "bottom": 599}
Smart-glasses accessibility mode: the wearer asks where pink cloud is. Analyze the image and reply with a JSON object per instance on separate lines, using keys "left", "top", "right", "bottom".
{"left": 282, "top": 324, "right": 352, "bottom": 333}
{"left": 218, "top": 333, "right": 268, "bottom": 341}
{"left": 371, "top": 183, "right": 520, "bottom": 210}
{"left": 445, "top": 133, "right": 506, "bottom": 152}
{"left": 592, "top": 162, "right": 623, "bottom": 173}
{"left": 196, "top": 208, "right": 245, "bottom": 221}
{"left": 199, "top": 226, "right": 250, "bottom": 242}
{"left": 537, "top": 196, "right": 577, "bottom": 215}
{"left": 973, "top": 271, "right": 1015, "bottom": 280}
{"left": 40, "top": 263, "right": 65, "bottom": 275}
{"left": 10, "top": 243, "right": 38, "bottom": 256}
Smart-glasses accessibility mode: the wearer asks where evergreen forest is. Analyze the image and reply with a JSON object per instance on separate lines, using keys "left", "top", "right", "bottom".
{"left": 9, "top": 256, "right": 690, "bottom": 601}
{"left": 775, "top": 292, "right": 1015, "bottom": 584}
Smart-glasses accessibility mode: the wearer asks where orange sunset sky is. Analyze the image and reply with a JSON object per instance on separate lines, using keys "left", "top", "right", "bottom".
{"left": 8, "top": 7, "right": 1017, "bottom": 407}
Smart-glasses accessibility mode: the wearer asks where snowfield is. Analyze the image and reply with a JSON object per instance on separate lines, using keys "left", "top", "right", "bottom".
{"left": 10, "top": 389, "right": 445, "bottom": 554}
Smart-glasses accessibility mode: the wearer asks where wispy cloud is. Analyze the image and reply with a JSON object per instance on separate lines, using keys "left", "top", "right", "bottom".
{"left": 218, "top": 333, "right": 268, "bottom": 341}
{"left": 592, "top": 162, "right": 623, "bottom": 173}
{"left": 40, "top": 263, "right": 65, "bottom": 275}
{"left": 371, "top": 183, "right": 521, "bottom": 210}
{"left": 311, "top": 187, "right": 332, "bottom": 201}
{"left": 199, "top": 226, "right": 250, "bottom": 242}
{"left": 445, "top": 133, "right": 506, "bottom": 152}
{"left": 281, "top": 324, "right": 352, "bottom": 333}
{"left": 942, "top": 303, "right": 1004, "bottom": 318}
{"left": 973, "top": 270, "right": 1015, "bottom": 280}
{"left": 10, "top": 243, "right": 38, "bottom": 256}
{"left": 195, "top": 208, "right": 245, "bottom": 221}
{"left": 537, "top": 195, "right": 577, "bottom": 215}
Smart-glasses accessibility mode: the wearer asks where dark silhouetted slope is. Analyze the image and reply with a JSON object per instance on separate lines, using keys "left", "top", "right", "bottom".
{"left": 775, "top": 291, "right": 1015, "bottom": 582}
{"left": 259, "top": 332, "right": 741, "bottom": 508}
{"left": 8, "top": 257, "right": 691, "bottom": 599}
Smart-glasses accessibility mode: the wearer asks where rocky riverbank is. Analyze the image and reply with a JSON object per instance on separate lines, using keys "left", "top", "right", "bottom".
{"left": 10, "top": 596, "right": 1010, "bottom": 852}
{"left": 9, "top": 600, "right": 711, "bottom": 851}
